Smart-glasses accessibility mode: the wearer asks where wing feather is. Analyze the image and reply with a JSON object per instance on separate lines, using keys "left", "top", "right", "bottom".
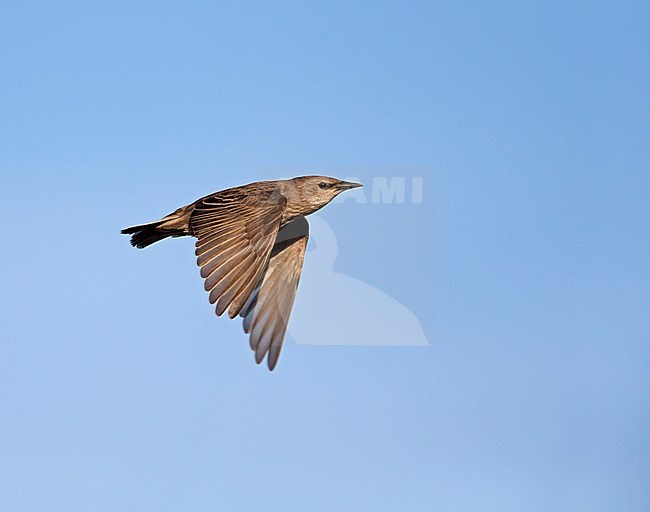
{"left": 190, "top": 185, "right": 287, "bottom": 319}
{"left": 241, "top": 216, "right": 309, "bottom": 370}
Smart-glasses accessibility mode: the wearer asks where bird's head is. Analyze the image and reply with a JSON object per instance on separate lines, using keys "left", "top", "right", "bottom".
{"left": 284, "top": 176, "right": 363, "bottom": 215}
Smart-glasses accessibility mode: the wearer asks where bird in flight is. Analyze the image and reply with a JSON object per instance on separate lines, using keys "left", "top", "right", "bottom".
{"left": 121, "top": 176, "right": 362, "bottom": 370}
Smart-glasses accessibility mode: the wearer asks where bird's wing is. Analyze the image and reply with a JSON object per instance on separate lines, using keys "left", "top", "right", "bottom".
{"left": 239, "top": 216, "right": 309, "bottom": 370}
{"left": 190, "top": 185, "right": 287, "bottom": 319}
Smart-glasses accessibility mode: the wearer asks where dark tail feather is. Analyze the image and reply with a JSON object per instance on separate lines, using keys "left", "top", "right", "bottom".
{"left": 121, "top": 221, "right": 170, "bottom": 249}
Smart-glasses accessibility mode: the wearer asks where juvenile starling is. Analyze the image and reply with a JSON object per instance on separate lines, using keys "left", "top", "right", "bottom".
{"left": 121, "top": 176, "right": 362, "bottom": 370}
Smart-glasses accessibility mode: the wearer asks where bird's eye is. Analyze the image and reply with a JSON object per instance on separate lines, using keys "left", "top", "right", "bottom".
{"left": 318, "top": 182, "right": 329, "bottom": 190}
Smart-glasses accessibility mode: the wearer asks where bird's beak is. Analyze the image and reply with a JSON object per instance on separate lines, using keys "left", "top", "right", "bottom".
{"left": 336, "top": 180, "right": 363, "bottom": 191}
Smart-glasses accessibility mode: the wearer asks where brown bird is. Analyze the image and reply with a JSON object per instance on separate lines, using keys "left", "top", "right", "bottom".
{"left": 121, "top": 176, "right": 362, "bottom": 370}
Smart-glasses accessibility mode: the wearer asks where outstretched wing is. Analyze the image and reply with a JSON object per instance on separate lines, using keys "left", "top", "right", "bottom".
{"left": 190, "top": 185, "right": 287, "bottom": 319}
{"left": 240, "top": 216, "right": 309, "bottom": 370}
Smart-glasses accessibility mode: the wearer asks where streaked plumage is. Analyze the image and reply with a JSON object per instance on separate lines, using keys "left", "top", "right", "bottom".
{"left": 121, "top": 176, "right": 361, "bottom": 370}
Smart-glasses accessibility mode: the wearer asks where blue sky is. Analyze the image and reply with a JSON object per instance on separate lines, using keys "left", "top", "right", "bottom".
{"left": 1, "top": 2, "right": 649, "bottom": 510}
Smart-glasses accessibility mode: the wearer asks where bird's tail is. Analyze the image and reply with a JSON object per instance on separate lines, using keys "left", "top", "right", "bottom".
{"left": 121, "top": 220, "right": 172, "bottom": 249}
{"left": 122, "top": 205, "right": 193, "bottom": 249}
